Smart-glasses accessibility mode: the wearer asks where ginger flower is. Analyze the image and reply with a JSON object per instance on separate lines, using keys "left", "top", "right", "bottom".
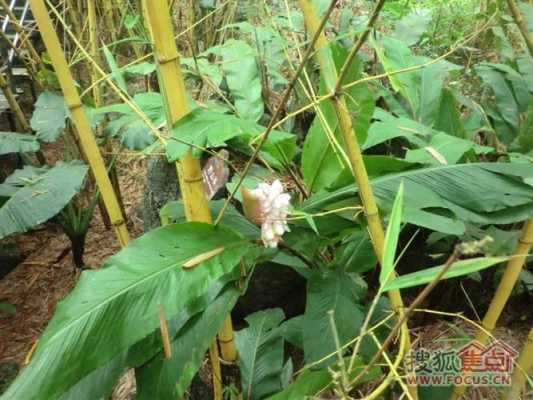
{"left": 242, "top": 180, "right": 291, "bottom": 248}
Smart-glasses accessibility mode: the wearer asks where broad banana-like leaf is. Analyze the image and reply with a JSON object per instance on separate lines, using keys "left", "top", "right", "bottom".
{"left": 206, "top": 39, "right": 264, "bottom": 122}
{"left": 303, "top": 269, "right": 365, "bottom": 367}
{"left": 0, "top": 161, "right": 88, "bottom": 239}
{"left": 235, "top": 308, "right": 286, "bottom": 400}
{"left": 302, "top": 163, "right": 533, "bottom": 235}
{"left": 0, "top": 132, "right": 40, "bottom": 155}
{"left": 30, "top": 91, "right": 68, "bottom": 143}
{"left": 1, "top": 223, "right": 254, "bottom": 399}
{"left": 136, "top": 286, "right": 240, "bottom": 399}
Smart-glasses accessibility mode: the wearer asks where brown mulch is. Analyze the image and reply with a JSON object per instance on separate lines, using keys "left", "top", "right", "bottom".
{"left": 0, "top": 153, "right": 146, "bottom": 371}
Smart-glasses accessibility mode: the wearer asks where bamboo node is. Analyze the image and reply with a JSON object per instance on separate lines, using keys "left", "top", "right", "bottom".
{"left": 157, "top": 53, "right": 180, "bottom": 65}
{"left": 112, "top": 218, "right": 126, "bottom": 227}
{"left": 184, "top": 177, "right": 204, "bottom": 183}
{"left": 66, "top": 101, "right": 84, "bottom": 111}
{"left": 518, "top": 238, "right": 533, "bottom": 245}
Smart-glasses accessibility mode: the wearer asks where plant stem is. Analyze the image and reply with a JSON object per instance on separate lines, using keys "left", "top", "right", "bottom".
{"left": 297, "top": 1, "right": 417, "bottom": 398}
{"left": 29, "top": 0, "right": 131, "bottom": 247}
{"left": 451, "top": 220, "right": 533, "bottom": 400}
{"left": 503, "top": 327, "right": 533, "bottom": 400}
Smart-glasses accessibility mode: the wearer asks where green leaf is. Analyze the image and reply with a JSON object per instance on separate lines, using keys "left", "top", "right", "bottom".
{"left": 405, "top": 132, "right": 492, "bottom": 165}
{"left": 383, "top": 257, "right": 507, "bottom": 291}
{"left": 518, "top": 102, "right": 533, "bottom": 153}
{"left": 123, "top": 62, "right": 156, "bottom": 76}
{"left": 207, "top": 39, "right": 264, "bottom": 121}
{"left": 302, "top": 163, "right": 533, "bottom": 235}
{"left": 333, "top": 229, "right": 377, "bottom": 274}
{"left": 0, "top": 166, "right": 47, "bottom": 197}
{"left": 166, "top": 108, "right": 296, "bottom": 167}
{"left": 235, "top": 308, "right": 286, "bottom": 400}
{"left": 181, "top": 57, "right": 223, "bottom": 87}
{"left": 475, "top": 63, "right": 519, "bottom": 130}
{"left": 103, "top": 44, "right": 128, "bottom": 93}
{"left": 30, "top": 91, "right": 68, "bottom": 142}
{"left": 434, "top": 89, "right": 466, "bottom": 138}
{"left": 101, "top": 92, "right": 165, "bottom": 150}
{"left": 380, "top": 182, "right": 404, "bottom": 288}
{"left": 0, "top": 161, "right": 88, "bottom": 239}
{"left": 301, "top": 43, "right": 374, "bottom": 192}
{"left": 3, "top": 223, "right": 254, "bottom": 399}
{"left": 0, "top": 132, "right": 40, "bottom": 155}
{"left": 393, "top": 9, "right": 432, "bottom": 46}
{"left": 136, "top": 287, "right": 240, "bottom": 399}
{"left": 0, "top": 301, "right": 16, "bottom": 314}
{"left": 373, "top": 36, "right": 419, "bottom": 113}
{"left": 303, "top": 269, "right": 365, "bottom": 367}
{"left": 160, "top": 199, "right": 260, "bottom": 240}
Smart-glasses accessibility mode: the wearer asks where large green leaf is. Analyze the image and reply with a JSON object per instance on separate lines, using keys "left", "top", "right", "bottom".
{"left": 235, "top": 308, "right": 286, "bottom": 400}
{"left": 0, "top": 161, "right": 88, "bottom": 238}
{"left": 135, "top": 287, "right": 240, "bottom": 400}
{"left": 99, "top": 92, "right": 166, "bottom": 150}
{"left": 383, "top": 257, "right": 507, "bottom": 291}
{"left": 302, "top": 163, "right": 533, "bottom": 235}
{"left": 303, "top": 269, "right": 365, "bottom": 367}
{"left": 392, "top": 9, "right": 432, "bottom": 46}
{"left": 332, "top": 229, "right": 377, "bottom": 274}
{"left": 373, "top": 36, "right": 419, "bottom": 113}
{"left": 160, "top": 199, "right": 260, "bottom": 240}
{"left": 434, "top": 89, "right": 466, "bottom": 138}
{"left": 0, "top": 166, "right": 47, "bottom": 197}
{"left": 0, "top": 132, "right": 40, "bottom": 155}
{"left": 30, "top": 91, "right": 68, "bottom": 142}
{"left": 166, "top": 108, "right": 296, "bottom": 167}
{"left": 2, "top": 223, "right": 254, "bottom": 399}
{"left": 207, "top": 39, "right": 264, "bottom": 121}
{"left": 301, "top": 44, "right": 374, "bottom": 192}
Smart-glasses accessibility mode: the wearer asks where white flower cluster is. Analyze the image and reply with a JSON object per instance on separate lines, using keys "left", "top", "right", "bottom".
{"left": 250, "top": 180, "right": 291, "bottom": 248}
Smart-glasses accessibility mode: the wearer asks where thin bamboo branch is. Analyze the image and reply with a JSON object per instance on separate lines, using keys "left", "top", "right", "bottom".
{"left": 505, "top": 0, "right": 533, "bottom": 55}
{"left": 29, "top": 0, "right": 130, "bottom": 247}
{"left": 451, "top": 220, "right": 533, "bottom": 400}
{"left": 296, "top": 2, "right": 417, "bottom": 398}
{"left": 504, "top": 327, "right": 533, "bottom": 399}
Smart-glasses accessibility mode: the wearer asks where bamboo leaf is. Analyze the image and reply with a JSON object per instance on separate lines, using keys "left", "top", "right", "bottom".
{"left": 382, "top": 257, "right": 507, "bottom": 291}
{"left": 380, "top": 182, "right": 404, "bottom": 288}
{"left": 2, "top": 223, "right": 254, "bottom": 399}
{"left": 103, "top": 44, "right": 128, "bottom": 93}
{"left": 0, "top": 161, "right": 88, "bottom": 239}
{"left": 0, "top": 132, "right": 40, "bottom": 155}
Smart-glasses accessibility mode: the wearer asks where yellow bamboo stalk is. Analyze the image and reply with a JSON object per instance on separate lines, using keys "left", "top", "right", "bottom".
{"left": 144, "top": 3, "right": 236, "bottom": 398}
{"left": 0, "top": 0, "right": 45, "bottom": 71}
{"left": 29, "top": 0, "right": 130, "bottom": 247}
{"left": 451, "top": 220, "right": 533, "bottom": 399}
{"left": 504, "top": 327, "right": 533, "bottom": 400}
{"left": 101, "top": 0, "right": 117, "bottom": 43}
{"left": 297, "top": 2, "right": 417, "bottom": 398}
